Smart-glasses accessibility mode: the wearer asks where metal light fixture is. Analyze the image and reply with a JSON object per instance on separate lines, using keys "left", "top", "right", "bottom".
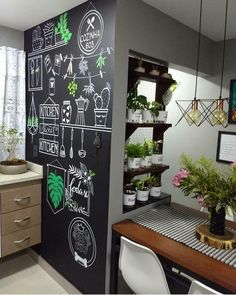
{"left": 134, "top": 58, "right": 145, "bottom": 73}
{"left": 175, "top": 0, "right": 203, "bottom": 126}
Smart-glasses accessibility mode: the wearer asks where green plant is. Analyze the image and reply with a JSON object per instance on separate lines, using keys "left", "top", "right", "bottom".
{"left": 150, "top": 140, "right": 163, "bottom": 154}
{"left": 143, "top": 140, "right": 153, "bottom": 157}
{"left": 124, "top": 183, "right": 135, "bottom": 194}
{"left": 48, "top": 171, "right": 64, "bottom": 209}
{"left": 0, "top": 125, "right": 23, "bottom": 161}
{"left": 146, "top": 175, "right": 161, "bottom": 187}
{"left": 127, "top": 81, "right": 148, "bottom": 111}
{"left": 125, "top": 143, "right": 144, "bottom": 159}
{"left": 133, "top": 179, "right": 149, "bottom": 191}
{"left": 68, "top": 81, "right": 78, "bottom": 97}
{"left": 173, "top": 154, "right": 236, "bottom": 214}
{"left": 149, "top": 101, "right": 164, "bottom": 117}
{"left": 55, "top": 12, "right": 72, "bottom": 44}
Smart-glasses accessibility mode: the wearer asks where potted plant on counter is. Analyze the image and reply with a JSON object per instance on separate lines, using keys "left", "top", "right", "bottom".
{"left": 140, "top": 140, "right": 152, "bottom": 168}
{"left": 151, "top": 140, "right": 163, "bottom": 165}
{"left": 125, "top": 143, "right": 144, "bottom": 169}
{"left": 133, "top": 178, "right": 150, "bottom": 203}
{"left": 123, "top": 183, "right": 136, "bottom": 209}
{"left": 0, "top": 125, "right": 27, "bottom": 174}
{"left": 146, "top": 175, "right": 162, "bottom": 198}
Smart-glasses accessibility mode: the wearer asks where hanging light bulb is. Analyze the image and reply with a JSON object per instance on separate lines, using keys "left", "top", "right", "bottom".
{"left": 211, "top": 98, "right": 228, "bottom": 125}
{"left": 186, "top": 100, "right": 201, "bottom": 126}
{"left": 134, "top": 58, "right": 145, "bottom": 73}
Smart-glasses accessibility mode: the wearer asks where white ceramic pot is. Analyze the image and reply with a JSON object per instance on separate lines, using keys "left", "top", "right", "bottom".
{"left": 127, "top": 157, "right": 141, "bottom": 169}
{"left": 127, "top": 109, "right": 142, "bottom": 123}
{"left": 123, "top": 191, "right": 136, "bottom": 207}
{"left": 157, "top": 111, "right": 168, "bottom": 123}
{"left": 150, "top": 186, "right": 162, "bottom": 198}
{"left": 142, "top": 110, "right": 153, "bottom": 123}
{"left": 140, "top": 156, "right": 152, "bottom": 168}
{"left": 136, "top": 189, "right": 150, "bottom": 202}
{"left": 151, "top": 153, "right": 163, "bottom": 165}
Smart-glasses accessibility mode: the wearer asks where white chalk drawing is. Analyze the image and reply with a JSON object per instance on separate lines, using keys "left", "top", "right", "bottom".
{"left": 96, "top": 48, "right": 106, "bottom": 78}
{"left": 44, "top": 54, "right": 53, "bottom": 74}
{"left": 28, "top": 55, "right": 43, "bottom": 91}
{"left": 43, "top": 22, "right": 55, "bottom": 48}
{"left": 27, "top": 92, "right": 39, "bottom": 143}
{"left": 93, "top": 82, "right": 111, "bottom": 127}
{"left": 83, "top": 72, "right": 95, "bottom": 96}
{"left": 69, "top": 128, "right": 74, "bottom": 159}
{"left": 61, "top": 101, "right": 72, "bottom": 124}
{"left": 75, "top": 96, "right": 89, "bottom": 126}
{"left": 68, "top": 217, "right": 97, "bottom": 268}
{"left": 49, "top": 77, "right": 55, "bottom": 96}
{"left": 39, "top": 138, "right": 59, "bottom": 157}
{"left": 63, "top": 54, "right": 74, "bottom": 79}
{"left": 78, "top": 55, "right": 88, "bottom": 76}
{"left": 65, "top": 163, "right": 95, "bottom": 216}
{"left": 78, "top": 129, "right": 86, "bottom": 158}
{"left": 39, "top": 123, "right": 59, "bottom": 137}
{"left": 77, "top": 8, "right": 104, "bottom": 55}
{"left": 39, "top": 97, "right": 60, "bottom": 120}
{"left": 53, "top": 54, "right": 62, "bottom": 76}
{"left": 32, "top": 26, "right": 44, "bottom": 51}
{"left": 60, "top": 126, "right": 66, "bottom": 158}
{"left": 47, "top": 160, "right": 66, "bottom": 215}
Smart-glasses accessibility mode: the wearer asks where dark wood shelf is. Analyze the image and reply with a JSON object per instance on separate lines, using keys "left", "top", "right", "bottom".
{"left": 124, "top": 164, "right": 169, "bottom": 179}
{"left": 123, "top": 192, "right": 171, "bottom": 213}
{"left": 126, "top": 123, "right": 172, "bottom": 140}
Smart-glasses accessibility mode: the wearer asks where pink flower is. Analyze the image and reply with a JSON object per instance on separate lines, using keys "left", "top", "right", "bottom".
{"left": 172, "top": 175, "right": 181, "bottom": 187}
{"left": 178, "top": 169, "right": 189, "bottom": 179}
{"left": 197, "top": 195, "right": 207, "bottom": 208}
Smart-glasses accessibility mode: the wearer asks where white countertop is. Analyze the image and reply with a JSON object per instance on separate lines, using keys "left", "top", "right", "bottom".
{"left": 0, "top": 162, "right": 43, "bottom": 186}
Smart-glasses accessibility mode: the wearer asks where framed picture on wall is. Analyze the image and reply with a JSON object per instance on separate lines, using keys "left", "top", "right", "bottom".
{"left": 228, "top": 79, "right": 236, "bottom": 124}
{"left": 216, "top": 131, "right": 236, "bottom": 163}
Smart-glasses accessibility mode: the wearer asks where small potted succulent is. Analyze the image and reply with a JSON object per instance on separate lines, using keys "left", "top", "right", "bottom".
{"left": 151, "top": 140, "right": 163, "bottom": 165}
{"left": 140, "top": 140, "right": 152, "bottom": 168}
{"left": 133, "top": 178, "right": 150, "bottom": 203}
{"left": 127, "top": 81, "right": 147, "bottom": 123}
{"left": 123, "top": 183, "right": 136, "bottom": 208}
{"left": 125, "top": 143, "right": 144, "bottom": 169}
{"left": 0, "top": 125, "right": 27, "bottom": 174}
{"left": 146, "top": 175, "right": 162, "bottom": 198}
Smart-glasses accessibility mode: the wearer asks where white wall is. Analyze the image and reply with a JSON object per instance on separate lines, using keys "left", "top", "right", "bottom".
{"left": 0, "top": 25, "right": 24, "bottom": 49}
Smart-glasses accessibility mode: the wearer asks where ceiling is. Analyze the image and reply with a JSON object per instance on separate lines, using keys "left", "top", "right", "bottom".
{"left": 0, "top": 0, "right": 235, "bottom": 41}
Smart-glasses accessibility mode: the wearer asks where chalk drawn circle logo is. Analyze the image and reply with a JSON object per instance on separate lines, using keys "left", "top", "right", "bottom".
{"left": 68, "top": 217, "right": 97, "bottom": 268}
{"left": 78, "top": 9, "right": 104, "bottom": 55}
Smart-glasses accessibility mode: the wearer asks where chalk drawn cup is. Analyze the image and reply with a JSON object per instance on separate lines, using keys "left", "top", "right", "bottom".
{"left": 94, "top": 109, "right": 108, "bottom": 127}
{"left": 68, "top": 217, "right": 97, "bottom": 268}
{"left": 77, "top": 9, "right": 104, "bottom": 55}
{"left": 61, "top": 101, "right": 72, "bottom": 124}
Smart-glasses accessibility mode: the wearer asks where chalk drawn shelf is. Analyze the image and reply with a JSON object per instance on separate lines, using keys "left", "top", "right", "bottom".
{"left": 126, "top": 123, "right": 172, "bottom": 140}
{"left": 60, "top": 123, "right": 112, "bottom": 133}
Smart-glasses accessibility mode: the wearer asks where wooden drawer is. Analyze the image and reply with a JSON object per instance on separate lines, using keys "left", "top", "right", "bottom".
{"left": 0, "top": 184, "right": 41, "bottom": 213}
{"left": 1, "top": 225, "right": 41, "bottom": 257}
{"left": 1, "top": 205, "right": 41, "bottom": 235}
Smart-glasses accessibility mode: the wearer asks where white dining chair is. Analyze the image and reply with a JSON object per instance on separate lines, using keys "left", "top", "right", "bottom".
{"left": 119, "top": 236, "right": 170, "bottom": 294}
{"left": 188, "top": 280, "right": 222, "bottom": 294}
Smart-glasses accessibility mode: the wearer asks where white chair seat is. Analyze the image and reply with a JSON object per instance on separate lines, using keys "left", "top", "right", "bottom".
{"left": 188, "top": 280, "right": 222, "bottom": 294}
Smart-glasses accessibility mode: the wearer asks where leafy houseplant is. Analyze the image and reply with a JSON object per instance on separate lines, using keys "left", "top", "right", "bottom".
{"left": 125, "top": 143, "right": 144, "bottom": 169}
{"left": 123, "top": 183, "right": 136, "bottom": 208}
{"left": 173, "top": 154, "right": 236, "bottom": 236}
{"left": 140, "top": 140, "right": 152, "bottom": 168}
{"left": 133, "top": 178, "right": 150, "bottom": 202}
{"left": 0, "top": 125, "right": 27, "bottom": 174}
{"left": 151, "top": 140, "right": 163, "bottom": 165}
{"left": 146, "top": 175, "right": 162, "bottom": 198}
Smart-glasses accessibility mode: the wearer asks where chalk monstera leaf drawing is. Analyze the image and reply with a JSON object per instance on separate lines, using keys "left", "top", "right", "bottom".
{"left": 48, "top": 171, "right": 64, "bottom": 209}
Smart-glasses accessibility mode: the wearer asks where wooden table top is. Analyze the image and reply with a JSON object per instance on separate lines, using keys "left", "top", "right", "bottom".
{"left": 112, "top": 203, "right": 236, "bottom": 293}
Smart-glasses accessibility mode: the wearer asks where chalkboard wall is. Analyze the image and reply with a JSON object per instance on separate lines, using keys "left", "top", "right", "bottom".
{"left": 24, "top": 0, "right": 116, "bottom": 293}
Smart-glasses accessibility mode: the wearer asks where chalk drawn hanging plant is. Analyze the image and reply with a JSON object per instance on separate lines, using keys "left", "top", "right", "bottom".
{"left": 55, "top": 12, "right": 72, "bottom": 44}
{"left": 79, "top": 55, "right": 88, "bottom": 76}
{"left": 68, "top": 80, "right": 78, "bottom": 97}
{"left": 48, "top": 171, "right": 64, "bottom": 209}
{"left": 96, "top": 49, "right": 106, "bottom": 78}
{"left": 83, "top": 73, "right": 95, "bottom": 96}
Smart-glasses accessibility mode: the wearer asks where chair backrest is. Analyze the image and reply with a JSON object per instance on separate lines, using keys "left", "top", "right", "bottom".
{"left": 188, "top": 280, "right": 222, "bottom": 294}
{"left": 119, "top": 236, "right": 170, "bottom": 294}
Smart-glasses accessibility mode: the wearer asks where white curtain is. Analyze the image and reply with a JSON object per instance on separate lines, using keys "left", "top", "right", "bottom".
{"left": 0, "top": 46, "right": 26, "bottom": 160}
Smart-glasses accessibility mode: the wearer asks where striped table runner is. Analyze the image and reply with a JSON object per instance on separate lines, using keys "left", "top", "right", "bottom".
{"left": 131, "top": 206, "right": 236, "bottom": 268}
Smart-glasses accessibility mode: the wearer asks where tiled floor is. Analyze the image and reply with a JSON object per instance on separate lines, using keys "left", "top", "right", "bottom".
{"left": 0, "top": 251, "right": 68, "bottom": 294}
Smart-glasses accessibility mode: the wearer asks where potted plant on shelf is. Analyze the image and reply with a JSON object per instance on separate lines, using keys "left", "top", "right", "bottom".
{"left": 123, "top": 183, "right": 136, "bottom": 208}
{"left": 140, "top": 140, "right": 152, "bottom": 168}
{"left": 127, "top": 81, "right": 147, "bottom": 123}
{"left": 149, "top": 101, "right": 163, "bottom": 122}
{"left": 146, "top": 175, "right": 162, "bottom": 198}
{"left": 125, "top": 143, "right": 144, "bottom": 169}
{"left": 151, "top": 140, "right": 163, "bottom": 165}
{"left": 173, "top": 154, "right": 236, "bottom": 238}
{"left": 0, "top": 125, "right": 27, "bottom": 174}
{"left": 133, "top": 178, "right": 150, "bottom": 203}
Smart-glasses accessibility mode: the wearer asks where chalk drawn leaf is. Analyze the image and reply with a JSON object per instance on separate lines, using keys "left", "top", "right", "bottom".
{"left": 48, "top": 171, "right": 64, "bottom": 209}
{"left": 68, "top": 165, "right": 82, "bottom": 178}
{"left": 96, "top": 54, "right": 106, "bottom": 70}
{"left": 79, "top": 55, "right": 88, "bottom": 76}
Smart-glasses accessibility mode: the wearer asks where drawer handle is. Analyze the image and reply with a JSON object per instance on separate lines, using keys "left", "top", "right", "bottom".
{"left": 14, "top": 216, "right": 31, "bottom": 224}
{"left": 14, "top": 196, "right": 31, "bottom": 203}
{"left": 14, "top": 235, "right": 30, "bottom": 244}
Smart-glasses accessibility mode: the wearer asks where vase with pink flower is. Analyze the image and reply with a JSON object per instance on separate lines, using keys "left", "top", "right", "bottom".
{"left": 173, "top": 154, "right": 236, "bottom": 246}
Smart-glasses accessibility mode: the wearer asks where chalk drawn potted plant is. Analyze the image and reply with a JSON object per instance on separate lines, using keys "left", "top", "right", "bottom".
{"left": 54, "top": 12, "right": 72, "bottom": 45}
{"left": 48, "top": 171, "right": 64, "bottom": 209}
{"left": 151, "top": 140, "right": 163, "bottom": 165}
{"left": 123, "top": 183, "right": 136, "bottom": 208}
{"left": 32, "top": 26, "right": 44, "bottom": 51}
{"left": 43, "top": 22, "right": 54, "bottom": 47}
{"left": 133, "top": 178, "right": 150, "bottom": 203}
{"left": 125, "top": 143, "right": 144, "bottom": 170}
{"left": 0, "top": 125, "right": 27, "bottom": 174}
{"left": 140, "top": 140, "right": 152, "bottom": 168}
{"left": 93, "top": 82, "right": 111, "bottom": 127}
{"left": 146, "top": 175, "right": 162, "bottom": 198}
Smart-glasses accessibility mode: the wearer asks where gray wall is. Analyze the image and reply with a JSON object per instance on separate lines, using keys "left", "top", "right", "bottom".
{"left": 0, "top": 25, "right": 24, "bottom": 49}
